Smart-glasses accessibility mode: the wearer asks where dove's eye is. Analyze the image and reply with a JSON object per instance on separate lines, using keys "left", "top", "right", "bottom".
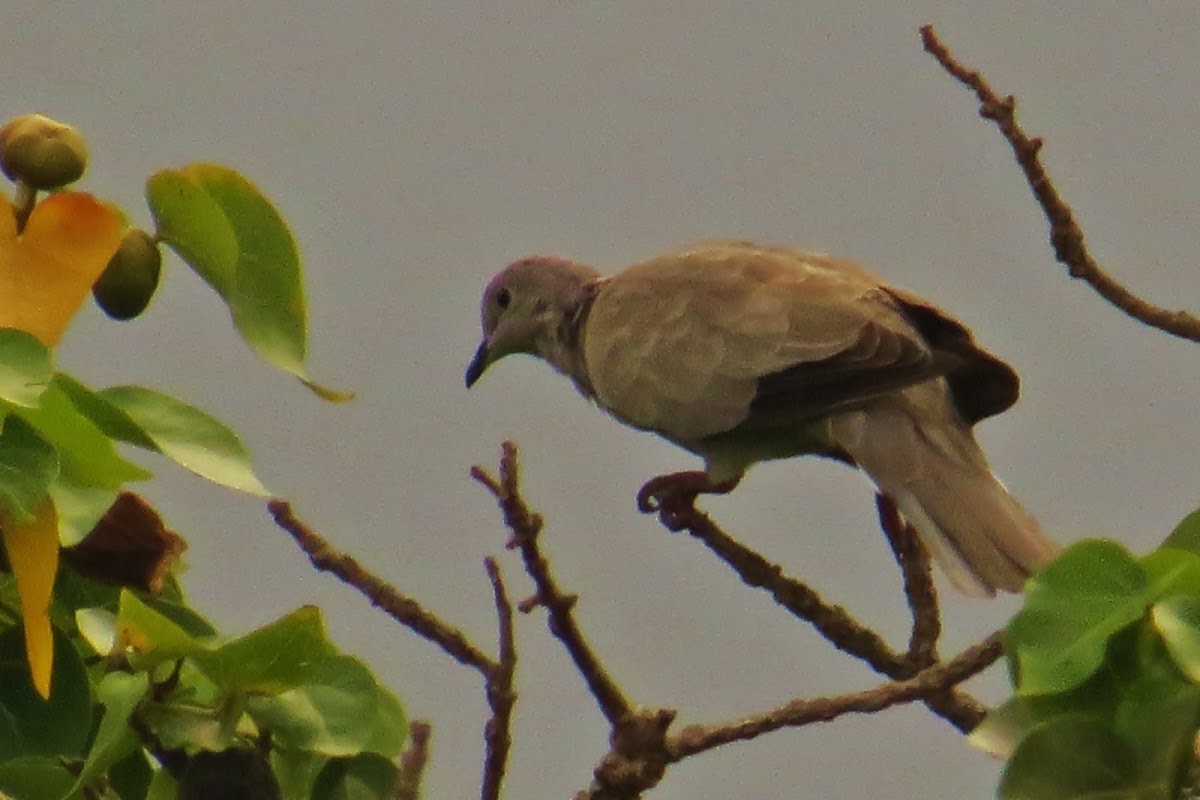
{"left": 496, "top": 287, "right": 512, "bottom": 309}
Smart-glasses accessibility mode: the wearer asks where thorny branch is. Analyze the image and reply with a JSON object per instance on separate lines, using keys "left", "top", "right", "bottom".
{"left": 921, "top": 23, "right": 1200, "bottom": 343}
{"left": 268, "top": 500, "right": 518, "bottom": 800}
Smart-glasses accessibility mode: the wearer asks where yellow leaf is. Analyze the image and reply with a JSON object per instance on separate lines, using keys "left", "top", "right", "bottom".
{"left": 0, "top": 497, "right": 59, "bottom": 698}
{"left": 0, "top": 192, "right": 123, "bottom": 345}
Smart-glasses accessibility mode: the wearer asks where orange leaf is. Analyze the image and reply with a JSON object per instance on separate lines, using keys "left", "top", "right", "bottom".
{"left": 0, "top": 192, "right": 123, "bottom": 345}
{"left": 0, "top": 497, "right": 59, "bottom": 698}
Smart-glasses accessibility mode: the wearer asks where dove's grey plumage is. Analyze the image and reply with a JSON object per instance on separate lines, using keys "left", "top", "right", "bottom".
{"left": 466, "top": 241, "right": 1059, "bottom": 595}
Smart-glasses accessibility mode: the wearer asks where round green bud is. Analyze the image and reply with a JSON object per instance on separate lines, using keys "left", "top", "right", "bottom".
{"left": 93, "top": 229, "right": 162, "bottom": 321}
{"left": 0, "top": 113, "right": 89, "bottom": 189}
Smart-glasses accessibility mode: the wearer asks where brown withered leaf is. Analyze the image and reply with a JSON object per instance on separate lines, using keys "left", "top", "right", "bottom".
{"left": 61, "top": 492, "right": 186, "bottom": 592}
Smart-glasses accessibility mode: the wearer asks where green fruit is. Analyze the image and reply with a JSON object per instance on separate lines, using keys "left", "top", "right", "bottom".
{"left": 0, "top": 113, "right": 88, "bottom": 189}
{"left": 93, "top": 229, "right": 162, "bottom": 320}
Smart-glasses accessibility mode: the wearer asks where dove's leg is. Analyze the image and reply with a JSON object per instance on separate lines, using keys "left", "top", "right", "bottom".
{"left": 636, "top": 471, "right": 740, "bottom": 530}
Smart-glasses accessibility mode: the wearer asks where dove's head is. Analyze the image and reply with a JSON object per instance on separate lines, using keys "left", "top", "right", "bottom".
{"left": 466, "top": 255, "right": 602, "bottom": 388}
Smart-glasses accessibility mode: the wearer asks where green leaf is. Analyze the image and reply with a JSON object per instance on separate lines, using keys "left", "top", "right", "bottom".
{"left": 139, "top": 674, "right": 239, "bottom": 753}
{"left": 69, "top": 672, "right": 150, "bottom": 796}
{"left": 49, "top": 476, "right": 120, "bottom": 547}
{"left": 117, "top": 589, "right": 206, "bottom": 669}
{"left": 312, "top": 753, "right": 400, "bottom": 800}
{"left": 1141, "top": 547, "right": 1200, "bottom": 599}
{"left": 364, "top": 683, "right": 406, "bottom": 758}
{"left": 0, "top": 329, "right": 53, "bottom": 408}
{"left": 194, "top": 605, "right": 331, "bottom": 692}
{"left": 54, "top": 373, "right": 153, "bottom": 449}
{"left": 0, "top": 415, "right": 59, "bottom": 523}
{"left": 1106, "top": 620, "right": 1185, "bottom": 689}
{"left": 969, "top": 668, "right": 1122, "bottom": 759}
{"left": 245, "top": 655, "right": 393, "bottom": 757}
{"left": 98, "top": 385, "right": 268, "bottom": 495}
{"left": 1162, "top": 509, "right": 1200, "bottom": 556}
{"left": 147, "top": 164, "right": 307, "bottom": 372}
{"left": 180, "top": 164, "right": 307, "bottom": 373}
{"left": 0, "top": 626, "right": 92, "bottom": 760}
{"left": 1113, "top": 674, "right": 1200, "bottom": 796}
{"left": 270, "top": 749, "right": 328, "bottom": 800}
{"left": 75, "top": 607, "right": 117, "bottom": 655}
{"left": 998, "top": 715, "right": 1138, "bottom": 800}
{"left": 146, "top": 169, "right": 239, "bottom": 296}
{"left": 51, "top": 568, "right": 120, "bottom": 617}
{"left": 15, "top": 378, "right": 151, "bottom": 490}
{"left": 140, "top": 595, "right": 219, "bottom": 638}
{"left": 969, "top": 698, "right": 1041, "bottom": 761}
{"left": 1153, "top": 595, "right": 1200, "bottom": 683}
{"left": 146, "top": 767, "right": 179, "bottom": 800}
{"left": 0, "top": 757, "right": 78, "bottom": 800}
{"left": 1006, "top": 539, "right": 1151, "bottom": 695}
{"left": 107, "top": 749, "right": 156, "bottom": 800}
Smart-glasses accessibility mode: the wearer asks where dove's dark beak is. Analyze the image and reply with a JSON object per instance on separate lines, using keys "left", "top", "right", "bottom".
{"left": 465, "top": 340, "right": 490, "bottom": 388}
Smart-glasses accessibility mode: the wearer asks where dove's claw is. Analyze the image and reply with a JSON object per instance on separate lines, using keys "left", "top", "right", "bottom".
{"left": 636, "top": 471, "right": 739, "bottom": 529}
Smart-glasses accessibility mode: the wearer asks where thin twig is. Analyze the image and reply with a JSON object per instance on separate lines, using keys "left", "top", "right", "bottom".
{"left": 679, "top": 506, "right": 903, "bottom": 672}
{"left": 666, "top": 631, "right": 1003, "bottom": 760}
{"left": 393, "top": 720, "right": 432, "bottom": 800}
{"left": 875, "top": 493, "right": 940, "bottom": 666}
{"left": 480, "top": 557, "right": 517, "bottom": 800}
{"left": 268, "top": 499, "right": 495, "bottom": 673}
{"left": 666, "top": 504, "right": 987, "bottom": 731}
{"left": 472, "top": 442, "right": 632, "bottom": 724}
{"left": 920, "top": 23, "right": 1200, "bottom": 343}
{"left": 270, "top": 501, "right": 522, "bottom": 799}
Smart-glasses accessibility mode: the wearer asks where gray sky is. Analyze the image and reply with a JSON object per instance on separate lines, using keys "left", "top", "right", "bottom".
{"left": 7, "top": 2, "right": 1200, "bottom": 797}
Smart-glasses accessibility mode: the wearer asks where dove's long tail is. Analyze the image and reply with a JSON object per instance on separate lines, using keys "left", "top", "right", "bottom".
{"left": 826, "top": 383, "right": 1060, "bottom": 596}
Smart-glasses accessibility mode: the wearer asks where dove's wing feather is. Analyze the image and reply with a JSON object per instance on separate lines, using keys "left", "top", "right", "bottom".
{"left": 583, "top": 243, "right": 937, "bottom": 443}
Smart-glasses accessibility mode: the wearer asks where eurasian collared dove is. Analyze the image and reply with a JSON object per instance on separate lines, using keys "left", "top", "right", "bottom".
{"left": 465, "top": 241, "right": 1059, "bottom": 595}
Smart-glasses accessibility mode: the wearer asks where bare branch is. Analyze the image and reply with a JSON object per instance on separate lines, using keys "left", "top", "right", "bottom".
{"left": 661, "top": 503, "right": 986, "bottom": 731}
{"left": 673, "top": 505, "right": 902, "bottom": 670}
{"left": 393, "top": 720, "right": 432, "bottom": 800}
{"left": 666, "top": 631, "right": 1003, "bottom": 760}
{"left": 920, "top": 23, "right": 1200, "bottom": 343}
{"left": 577, "top": 707, "right": 676, "bottom": 800}
{"left": 267, "top": 499, "right": 495, "bottom": 674}
{"left": 271, "top": 501, "right": 524, "bottom": 799}
{"left": 875, "top": 493, "right": 940, "bottom": 666}
{"left": 472, "top": 442, "right": 632, "bottom": 724}
{"left": 573, "top": 633, "right": 1002, "bottom": 798}
{"left": 481, "top": 557, "right": 517, "bottom": 800}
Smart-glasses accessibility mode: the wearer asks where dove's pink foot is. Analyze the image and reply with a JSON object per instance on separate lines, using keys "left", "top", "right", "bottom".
{"left": 636, "top": 471, "right": 740, "bottom": 530}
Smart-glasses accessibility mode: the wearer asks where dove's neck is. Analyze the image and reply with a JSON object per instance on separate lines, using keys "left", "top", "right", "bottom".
{"left": 536, "top": 276, "right": 607, "bottom": 399}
